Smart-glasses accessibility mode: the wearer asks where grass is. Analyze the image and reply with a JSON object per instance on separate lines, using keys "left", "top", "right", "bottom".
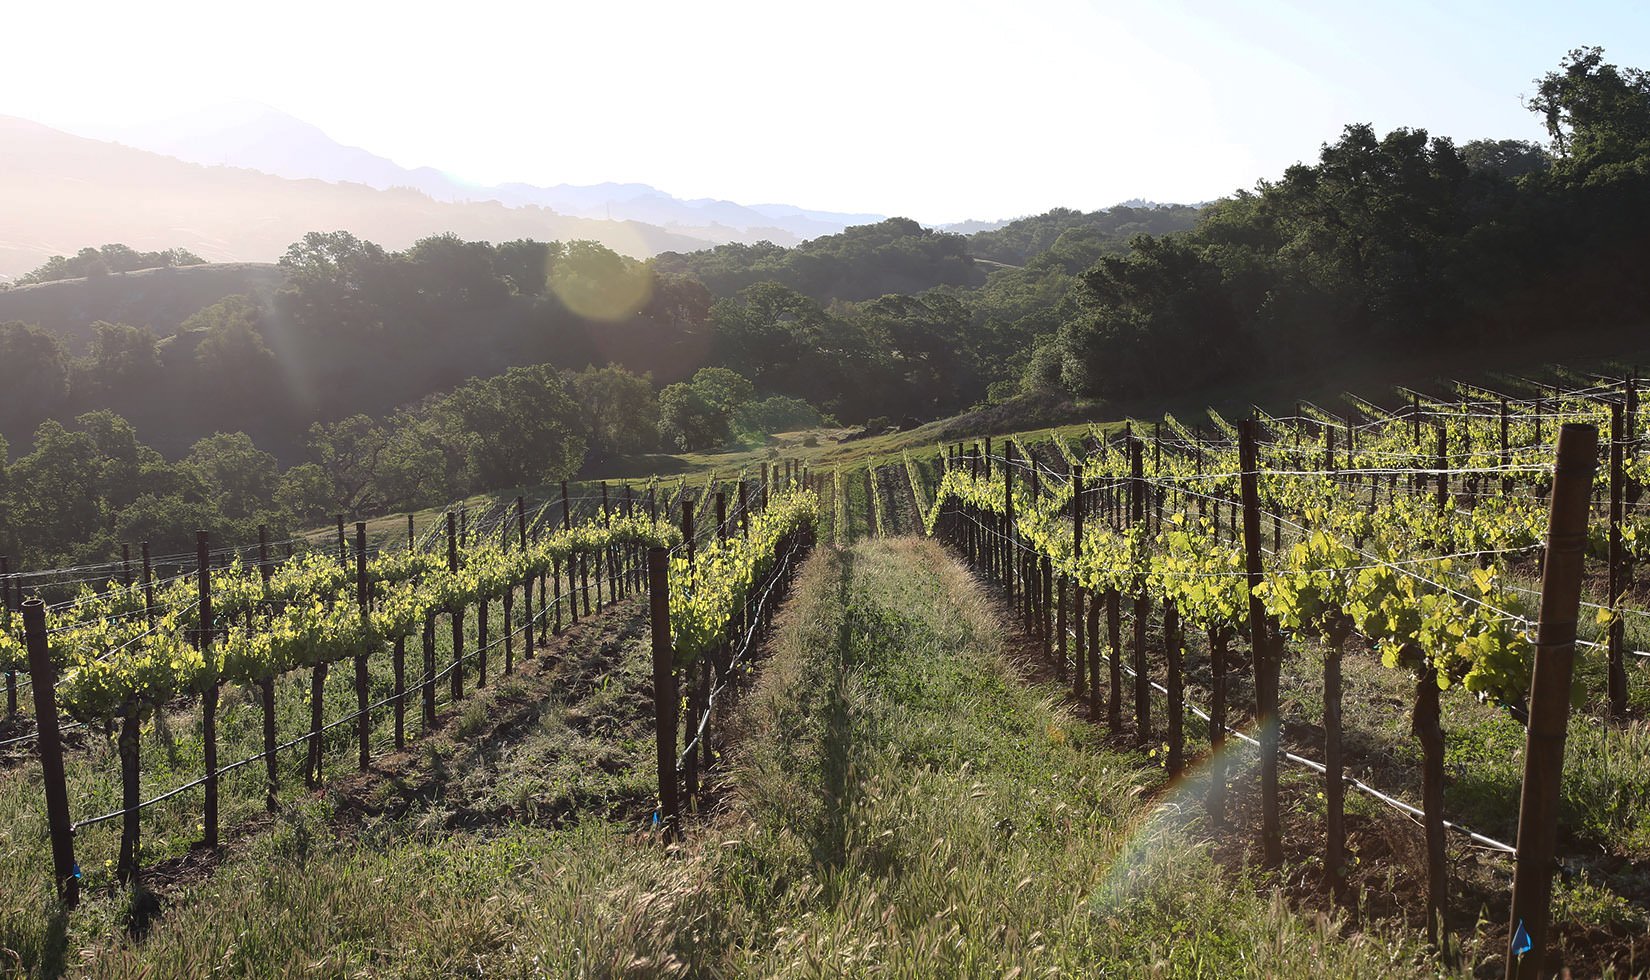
{"left": 702, "top": 537, "right": 1434, "bottom": 976}
{"left": 0, "top": 564, "right": 640, "bottom": 976}
{"left": 5, "top": 536, "right": 1447, "bottom": 978}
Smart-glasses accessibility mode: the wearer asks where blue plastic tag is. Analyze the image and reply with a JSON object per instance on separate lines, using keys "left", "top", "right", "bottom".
{"left": 1512, "top": 919, "right": 1532, "bottom": 956}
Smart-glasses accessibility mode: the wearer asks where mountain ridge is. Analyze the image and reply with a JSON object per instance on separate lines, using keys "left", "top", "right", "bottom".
{"left": 0, "top": 114, "right": 780, "bottom": 280}
{"left": 67, "top": 102, "right": 889, "bottom": 243}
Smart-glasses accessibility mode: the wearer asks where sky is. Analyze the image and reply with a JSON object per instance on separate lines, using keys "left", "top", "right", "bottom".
{"left": 5, "top": 0, "right": 1648, "bottom": 223}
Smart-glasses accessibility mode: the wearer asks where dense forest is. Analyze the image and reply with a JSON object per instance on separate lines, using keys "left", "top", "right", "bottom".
{"left": 1038, "top": 49, "right": 1650, "bottom": 400}
{"left": 1, "top": 47, "right": 1645, "bottom": 569}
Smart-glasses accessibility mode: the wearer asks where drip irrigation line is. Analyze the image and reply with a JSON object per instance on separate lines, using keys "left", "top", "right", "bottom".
{"left": 69, "top": 565, "right": 623, "bottom": 831}
{"left": 1047, "top": 601, "right": 1519, "bottom": 856}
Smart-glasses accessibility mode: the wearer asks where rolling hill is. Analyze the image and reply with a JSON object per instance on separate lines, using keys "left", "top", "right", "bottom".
{"left": 0, "top": 262, "right": 285, "bottom": 351}
{"left": 0, "top": 116, "right": 744, "bottom": 281}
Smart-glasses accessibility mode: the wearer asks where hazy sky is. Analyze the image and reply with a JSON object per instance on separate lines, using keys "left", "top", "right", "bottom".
{"left": 7, "top": 0, "right": 1647, "bottom": 222}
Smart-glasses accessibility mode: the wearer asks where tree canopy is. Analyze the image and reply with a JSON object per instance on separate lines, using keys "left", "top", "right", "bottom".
{"left": 15, "top": 244, "right": 205, "bottom": 285}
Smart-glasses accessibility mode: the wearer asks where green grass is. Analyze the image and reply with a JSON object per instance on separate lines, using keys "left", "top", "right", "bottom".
{"left": 0, "top": 564, "right": 640, "bottom": 976}
{"left": 3, "top": 537, "right": 1449, "bottom": 978}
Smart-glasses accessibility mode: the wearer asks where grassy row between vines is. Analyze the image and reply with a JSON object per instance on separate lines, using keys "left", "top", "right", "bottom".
{"left": 12, "top": 536, "right": 1446, "bottom": 978}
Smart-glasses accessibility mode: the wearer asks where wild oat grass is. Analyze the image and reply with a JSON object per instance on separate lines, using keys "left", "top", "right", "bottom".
{"left": 7, "top": 540, "right": 1446, "bottom": 978}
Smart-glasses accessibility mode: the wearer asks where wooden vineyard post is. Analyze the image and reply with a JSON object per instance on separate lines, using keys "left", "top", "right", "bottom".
{"left": 1504, "top": 419, "right": 1590, "bottom": 970}
{"left": 1164, "top": 599, "right": 1184, "bottom": 776}
{"left": 1041, "top": 554, "right": 1053, "bottom": 666}
{"left": 1207, "top": 626, "right": 1228, "bottom": 824}
{"left": 712, "top": 488, "right": 729, "bottom": 750}
{"left": 1056, "top": 574, "right": 1068, "bottom": 682}
{"left": 1153, "top": 424, "right": 1163, "bottom": 533}
{"left": 1072, "top": 463, "right": 1085, "bottom": 701}
{"left": 501, "top": 519, "right": 514, "bottom": 676}
{"left": 2, "top": 555, "right": 13, "bottom": 720}
{"left": 681, "top": 498, "right": 698, "bottom": 804}
{"left": 1507, "top": 423, "right": 1597, "bottom": 979}
{"left": 1107, "top": 589, "right": 1123, "bottom": 732}
{"left": 518, "top": 496, "right": 533, "bottom": 661}
{"left": 562, "top": 482, "right": 577, "bottom": 627}
{"left": 197, "top": 531, "right": 219, "bottom": 850}
{"left": 1325, "top": 617, "right": 1351, "bottom": 902}
{"left": 1628, "top": 376, "right": 1641, "bottom": 593}
{"left": 1436, "top": 425, "right": 1449, "bottom": 512}
{"left": 996, "top": 442, "right": 1009, "bottom": 603}
{"left": 421, "top": 612, "right": 437, "bottom": 734}
{"left": 258, "top": 526, "right": 278, "bottom": 809}
{"left": 477, "top": 568, "right": 490, "bottom": 690}
{"left": 23, "top": 599, "right": 77, "bottom": 908}
{"left": 1086, "top": 584, "right": 1101, "bottom": 723}
{"left": 581, "top": 487, "right": 598, "bottom": 611}
{"left": 307, "top": 613, "right": 329, "bottom": 786}
{"left": 1024, "top": 460, "right": 1038, "bottom": 632}
{"left": 116, "top": 695, "right": 140, "bottom": 883}
{"left": 393, "top": 626, "right": 406, "bottom": 751}
{"left": 354, "top": 523, "right": 371, "bottom": 770}
{"left": 600, "top": 482, "right": 611, "bottom": 608}
{"left": 447, "top": 512, "right": 465, "bottom": 699}
{"left": 647, "top": 547, "right": 679, "bottom": 840}
{"left": 1238, "top": 420, "right": 1282, "bottom": 866}
{"left": 1130, "top": 439, "right": 1151, "bottom": 747}
{"left": 1608, "top": 404, "right": 1628, "bottom": 719}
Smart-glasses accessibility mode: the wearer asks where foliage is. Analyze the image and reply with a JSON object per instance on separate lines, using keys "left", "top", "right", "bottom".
{"left": 668, "top": 487, "right": 817, "bottom": 662}
{"left": 1042, "top": 48, "right": 1650, "bottom": 401}
{"left": 654, "top": 217, "right": 982, "bottom": 303}
{"left": 569, "top": 363, "right": 659, "bottom": 458}
{"left": 15, "top": 244, "right": 205, "bottom": 286}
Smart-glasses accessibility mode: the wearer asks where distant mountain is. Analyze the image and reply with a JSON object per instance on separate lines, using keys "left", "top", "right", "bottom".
{"left": 84, "top": 101, "right": 461, "bottom": 200}
{"left": 74, "top": 102, "right": 885, "bottom": 244}
{"left": 0, "top": 115, "right": 733, "bottom": 280}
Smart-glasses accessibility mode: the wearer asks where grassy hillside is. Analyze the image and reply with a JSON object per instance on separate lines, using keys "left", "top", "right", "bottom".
{"left": 567, "top": 334, "right": 1650, "bottom": 494}
{"left": 18, "top": 538, "right": 1436, "bottom": 977}
{"left": 0, "top": 263, "right": 285, "bottom": 351}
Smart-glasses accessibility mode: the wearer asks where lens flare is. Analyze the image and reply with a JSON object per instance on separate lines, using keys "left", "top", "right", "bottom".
{"left": 549, "top": 226, "right": 656, "bottom": 321}
{"left": 1089, "top": 728, "right": 1258, "bottom": 915}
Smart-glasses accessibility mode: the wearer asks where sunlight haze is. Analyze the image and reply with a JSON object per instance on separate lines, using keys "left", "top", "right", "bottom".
{"left": 6, "top": 0, "right": 1648, "bottom": 221}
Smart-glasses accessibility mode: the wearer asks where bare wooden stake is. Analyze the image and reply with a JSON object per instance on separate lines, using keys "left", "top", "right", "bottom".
{"left": 1239, "top": 420, "right": 1282, "bottom": 866}
{"left": 1507, "top": 423, "right": 1598, "bottom": 979}
{"left": 197, "top": 531, "right": 219, "bottom": 849}
{"left": 448, "top": 512, "right": 464, "bottom": 699}
{"left": 648, "top": 548, "right": 679, "bottom": 840}
{"left": 1608, "top": 403, "right": 1628, "bottom": 718}
{"left": 23, "top": 599, "right": 77, "bottom": 907}
{"left": 355, "top": 523, "right": 371, "bottom": 770}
